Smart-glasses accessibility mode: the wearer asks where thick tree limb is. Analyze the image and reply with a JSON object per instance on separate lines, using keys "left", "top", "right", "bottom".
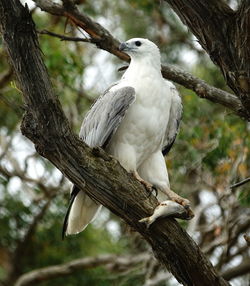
{"left": 0, "top": 1, "right": 231, "bottom": 286}
{"left": 164, "top": 0, "right": 250, "bottom": 117}
{"left": 15, "top": 253, "right": 150, "bottom": 286}
{"left": 32, "top": 0, "right": 247, "bottom": 120}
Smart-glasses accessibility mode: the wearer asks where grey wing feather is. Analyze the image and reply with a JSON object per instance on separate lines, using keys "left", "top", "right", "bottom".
{"left": 162, "top": 86, "right": 182, "bottom": 156}
{"left": 80, "top": 86, "right": 135, "bottom": 148}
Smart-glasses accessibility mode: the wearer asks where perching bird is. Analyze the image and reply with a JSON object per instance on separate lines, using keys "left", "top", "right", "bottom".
{"left": 63, "top": 38, "right": 191, "bottom": 237}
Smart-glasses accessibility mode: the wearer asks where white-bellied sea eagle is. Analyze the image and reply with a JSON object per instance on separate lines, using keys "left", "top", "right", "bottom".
{"left": 63, "top": 38, "right": 193, "bottom": 237}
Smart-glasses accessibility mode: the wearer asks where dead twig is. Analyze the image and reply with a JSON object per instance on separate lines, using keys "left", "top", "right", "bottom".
{"left": 38, "top": 29, "right": 97, "bottom": 43}
{"left": 230, "top": 177, "right": 250, "bottom": 189}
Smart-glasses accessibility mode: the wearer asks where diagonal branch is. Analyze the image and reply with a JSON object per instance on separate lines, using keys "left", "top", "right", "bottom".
{"left": 32, "top": 0, "right": 247, "bottom": 120}
{"left": 161, "top": 64, "right": 245, "bottom": 118}
{"left": 37, "top": 29, "right": 94, "bottom": 43}
{"left": 230, "top": 176, "right": 250, "bottom": 189}
{"left": 0, "top": 1, "right": 231, "bottom": 286}
{"left": 33, "top": 0, "right": 129, "bottom": 61}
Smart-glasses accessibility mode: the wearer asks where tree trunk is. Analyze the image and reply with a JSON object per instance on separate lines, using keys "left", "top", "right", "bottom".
{"left": 0, "top": 1, "right": 230, "bottom": 285}
{"left": 164, "top": 0, "right": 250, "bottom": 119}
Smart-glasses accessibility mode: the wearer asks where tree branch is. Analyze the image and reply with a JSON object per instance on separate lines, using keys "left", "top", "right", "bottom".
{"left": 161, "top": 65, "right": 245, "bottom": 118}
{"left": 32, "top": 0, "right": 247, "bottom": 120}
{"left": 163, "top": 0, "right": 250, "bottom": 117}
{"left": 221, "top": 258, "right": 250, "bottom": 280}
{"left": 37, "top": 29, "right": 94, "bottom": 43}
{"left": 33, "top": 0, "right": 129, "bottom": 61}
{"left": 0, "top": 1, "right": 230, "bottom": 285}
{"left": 15, "top": 253, "right": 150, "bottom": 286}
{"left": 230, "top": 177, "right": 250, "bottom": 189}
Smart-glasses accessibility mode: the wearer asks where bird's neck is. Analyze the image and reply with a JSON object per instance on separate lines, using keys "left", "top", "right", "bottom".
{"left": 123, "top": 56, "right": 162, "bottom": 80}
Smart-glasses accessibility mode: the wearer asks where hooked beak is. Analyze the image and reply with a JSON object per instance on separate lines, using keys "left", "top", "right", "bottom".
{"left": 119, "top": 42, "right": 129, "bottom": 52}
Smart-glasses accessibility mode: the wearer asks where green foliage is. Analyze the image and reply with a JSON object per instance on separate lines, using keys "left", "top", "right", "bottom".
{"left": 1, "top": 187, "right": 32, "bottom": 249}
{"left": 0, "top": 44, "right": 22, "bottom": 131}
{"left": 0, "top": 1, "right": 249, "bottom": 285}
{"left": 238, "top": 189, "right": 250, "bottom": 206}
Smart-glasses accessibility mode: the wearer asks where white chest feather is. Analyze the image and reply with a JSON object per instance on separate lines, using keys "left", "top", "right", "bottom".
{"left": 107, "top": 68, "right": 172, "bottom": 171}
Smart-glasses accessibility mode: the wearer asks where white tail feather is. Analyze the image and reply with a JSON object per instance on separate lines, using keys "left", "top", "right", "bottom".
{"left": 66, "top": 191, "right": 101, "bottom": 235}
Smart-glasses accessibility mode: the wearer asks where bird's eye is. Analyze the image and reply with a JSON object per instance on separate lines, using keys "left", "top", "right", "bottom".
{"left": 135, "top": 41, "right": 141, "bottom": 47}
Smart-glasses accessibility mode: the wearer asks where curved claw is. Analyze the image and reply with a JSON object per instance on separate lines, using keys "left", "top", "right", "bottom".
{"left": 139, "top": 200, "right": 194, "bottom": 228}
{"left": 146, "top": 185, "right": 158, "bottom": 198}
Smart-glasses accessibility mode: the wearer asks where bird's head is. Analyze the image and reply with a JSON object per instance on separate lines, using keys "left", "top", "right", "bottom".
{"left": 119, "top": 38, "right": 160, "bottom": 61}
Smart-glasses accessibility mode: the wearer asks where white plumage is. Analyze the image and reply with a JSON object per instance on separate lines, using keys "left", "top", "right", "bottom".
{"left": 63, "top": 38, "right": 186, "bottom": 237}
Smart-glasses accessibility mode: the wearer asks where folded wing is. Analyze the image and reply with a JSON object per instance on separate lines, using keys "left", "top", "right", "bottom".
{"left": 80, "top": 86, "right": 135, "bottom": 148}
{"left": 162, "top": 85, "right": 182, "bottom": 156}
{"left": 63, "top": 86, "right": 135, "bottom": 237}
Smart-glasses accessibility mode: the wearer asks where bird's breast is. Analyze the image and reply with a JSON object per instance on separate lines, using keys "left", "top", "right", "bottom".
{"left": 107, "top": 78, "right": 172, "bottom": 169}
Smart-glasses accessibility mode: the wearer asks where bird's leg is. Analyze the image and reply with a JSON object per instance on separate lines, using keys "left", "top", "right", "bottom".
{"left": 161, "top": 187, "right": 194, "bottom": 219}
{"left": 139, "top": 189, "right": 194, "bottom": 227}
{"left": 139, "top": 199, "right": 194, "bottom": 227}
{"left": 132, "top": 171, "right": 153, "bottom": 190}
{"left": 163, "top": 186, "right": 190, "bottom": 208}
{"left": 132, "top": 171, "right": 158, "bottom": 198}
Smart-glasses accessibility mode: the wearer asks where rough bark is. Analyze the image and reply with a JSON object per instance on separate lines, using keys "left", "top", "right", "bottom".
{"left": 32, "top": 0, "right": 247, "bottom": 120}
{"left": 0, "top": 1, "right": 230, "bottom": 286}
{"left": 164, "top": 0, "right": 250, "bottom": 118}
